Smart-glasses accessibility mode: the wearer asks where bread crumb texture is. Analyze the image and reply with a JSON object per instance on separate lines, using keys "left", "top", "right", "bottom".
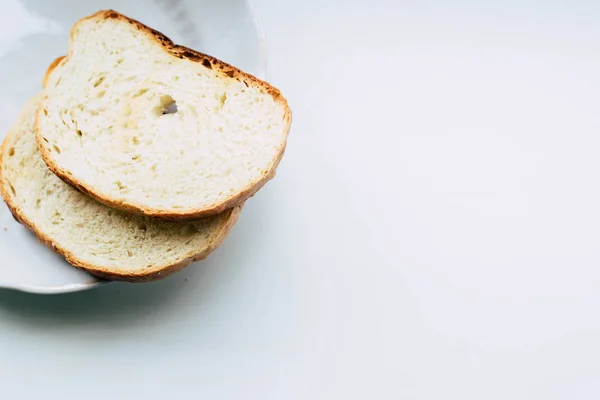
{"left": 38, "top": 10, "right": 291, "bottom": 218}
{"left": 0, "top": 94, "right": 241, "bottom": 281}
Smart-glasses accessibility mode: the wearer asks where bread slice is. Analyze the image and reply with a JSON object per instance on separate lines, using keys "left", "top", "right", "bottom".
{"left": 1, "top": 94, "right": 241, "bottom": 282}
{"left": 37, "top": 10, "right": 291, "bottom": 220}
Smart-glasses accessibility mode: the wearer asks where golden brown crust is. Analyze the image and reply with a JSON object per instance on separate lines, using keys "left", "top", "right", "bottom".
{"left": 2, "top": 102, "right": 243, "bottom": 282}
{"left": 0, "top": 124, "right": 11, "bottom": 213}
{"left": 36, "top": 9, "right": 292, "bottom": 221}
{"left": 42, "top": 56, "right": 65, "bottom": 88}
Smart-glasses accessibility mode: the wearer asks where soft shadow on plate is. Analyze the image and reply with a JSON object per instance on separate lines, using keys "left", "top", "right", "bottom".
{"left": 0, "top": 277, "right": 187, "bottom": 325}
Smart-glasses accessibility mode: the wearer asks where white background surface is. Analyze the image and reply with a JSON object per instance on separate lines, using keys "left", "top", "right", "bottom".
{"left": 2, "top": 0, "right": 600, "bottom": 398}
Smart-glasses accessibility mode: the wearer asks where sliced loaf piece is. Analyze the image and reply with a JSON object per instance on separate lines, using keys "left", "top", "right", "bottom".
{"left": 1, "top": 94, "right": 241, "bottom": 282}
{"left": 37, "top": 10, "right": 291, "bottom": 219}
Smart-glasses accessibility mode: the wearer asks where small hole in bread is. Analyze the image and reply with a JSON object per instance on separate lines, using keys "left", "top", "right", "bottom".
{"left": 8, "top": 148, "right": 14, "bottom": 156}
{"left": 93, "top": 76, "right": 105, "bottom": 87}
{"left": 202, "top": 59, "right": 212, "bottom": 69}
{"left": 43, "top": 108, "right": 48, "bottom": 116}
{"left": 157, "top": 95, "right": 178, "bottom": 115}
{"left": 133, "top": 88, "right": 149, "bottom": 98}
{"left": 52, "top": 145, "right": 61, "bottom": 154}
{"left": 164, "top": 101, "right": 178, "bottom": 114}
{"left": 43, "top": 137, "right": 49, "bottom": 143}
{"left": 35, "top": 199, "right": 41, "bottom": 208}
{"left": 137, "top": 222, "right": 147, "bottom": 231}
{"left": 77, "top": 130, "right": 82, "bottom": 137}
{"left": 51, "top": 210, "right": 61, "bottom": 225}
{"left": 96, "top": 90, "right": 106, "bottom": 98}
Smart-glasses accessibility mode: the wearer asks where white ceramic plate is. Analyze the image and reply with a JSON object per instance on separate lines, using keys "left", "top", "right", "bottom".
{"left": 0, "top": 0, "right": 266, "bottom": 294}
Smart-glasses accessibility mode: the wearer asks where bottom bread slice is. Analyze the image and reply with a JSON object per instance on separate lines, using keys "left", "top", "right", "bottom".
{"left": 0, "top": 94, "right": 241, "bottom": 282}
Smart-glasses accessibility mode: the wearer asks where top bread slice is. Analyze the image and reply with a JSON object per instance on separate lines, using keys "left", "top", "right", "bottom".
{"left": 37, "top": 10, "right": 291, "bottom": 219}
{"left": 1, "top": 94, "right": 241, "bottom": 282}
